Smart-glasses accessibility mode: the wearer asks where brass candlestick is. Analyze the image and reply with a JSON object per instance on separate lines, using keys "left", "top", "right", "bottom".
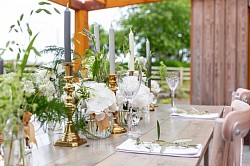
{"left": 109, "top": 74, "right": 127, "bottom": 134}
{"left": 54, "top": 62, "right": 87, "bottom": 147}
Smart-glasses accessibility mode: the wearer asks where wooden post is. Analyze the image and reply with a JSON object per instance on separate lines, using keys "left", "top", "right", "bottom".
{"left": 74, "top": 10, "right": 89, "bottom": 73}
{"left": 180, "top": 67, "right": 183, "bottom": 86}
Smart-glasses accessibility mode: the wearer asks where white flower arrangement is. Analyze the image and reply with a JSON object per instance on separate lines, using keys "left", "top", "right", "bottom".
{"left": 151, "top": 80, "right": 161, "bottom": 94}
{"left": 117, "top": 83, "right": 154, "bottom": 110}
{"left": 69, "top": 81, "right": 117, "bottom": 121}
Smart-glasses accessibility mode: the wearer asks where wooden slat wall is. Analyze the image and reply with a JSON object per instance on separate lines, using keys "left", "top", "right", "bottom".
{"left": 214, "top": 0, "right": 225, "bottom": 105}
{"left": 191, "top": 0, "right": 248, "bottom": 105}
{"left": 203, "top": 0, "right": 215, "bottom": 105}
{"left": 237, "top": 0, "right": 248, "bottom": 89}
{"left": 225, "top": 0, "right": 237, "bottom": 105}
{"left": 191, "top": 0, "right": 203, "bottom": 104}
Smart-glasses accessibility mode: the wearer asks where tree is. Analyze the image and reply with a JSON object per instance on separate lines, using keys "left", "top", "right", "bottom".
{"left": 117, "top": 0, "right": 190, "bottom": 62}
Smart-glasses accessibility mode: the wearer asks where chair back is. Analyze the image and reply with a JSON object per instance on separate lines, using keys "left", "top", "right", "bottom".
{"left": 222, "top": 100, "right": 250, "bottom": 166}
{"left": 210, "top": 100, "right": 250, "bottom": 166}
{"left": 236, "top": 88, "right": 250, "bottom": 104}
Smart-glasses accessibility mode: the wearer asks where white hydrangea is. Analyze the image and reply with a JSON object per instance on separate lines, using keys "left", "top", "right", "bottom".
{"left": 117, "top": 83, "right": 154, "bottom": 110}
{"left": 71, "top": 81, "right": 117, "bottom": 121}
{"left": 21, "top": 79, "right": 35, "bottom": 95}
{"left": 151, "top": 80, "right": 161, "bottom": 94}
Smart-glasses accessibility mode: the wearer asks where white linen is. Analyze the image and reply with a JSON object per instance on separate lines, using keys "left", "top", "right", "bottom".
{"left": 170, "top": 112, "right": 219, "bottom": 119}
{"left": 116, "top": 138, "right": 202, "bottom": 157}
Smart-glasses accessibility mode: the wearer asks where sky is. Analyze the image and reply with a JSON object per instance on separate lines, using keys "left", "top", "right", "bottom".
{"left": 0, "top": 1, "right": 125, "bottom": 64}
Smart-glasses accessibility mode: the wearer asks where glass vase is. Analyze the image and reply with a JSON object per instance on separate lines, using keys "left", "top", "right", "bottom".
{"left": 3, "top": 117, "right": 25, "bottom": 166}
{"left": 83, "top": 112, "right": 114, "bottom": 139}
{"left": 117, "top": 105, "right": 141, "bottom": 126}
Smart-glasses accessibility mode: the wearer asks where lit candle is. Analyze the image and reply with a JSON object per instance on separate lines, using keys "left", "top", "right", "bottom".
{"left": 128, "top": 29, "right": 134, "bottom": 71}
{"left": 0, "top": 57, "right": 3, "bottom": 74}
{"left": 64, "top": 3, "right": 71, "bottom": 62}
{"left": 94, "top": 24, "right": 100, "bottom": 52}
{"left": 109, "top": 24, "right": 115, "bottom": 74}
{"left": 146, "top": 39, "right": 151, "bottom": 88}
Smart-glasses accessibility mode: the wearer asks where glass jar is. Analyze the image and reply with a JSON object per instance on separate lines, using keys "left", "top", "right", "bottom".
{"left": 117, "top": 105, "right": 141, "bottom": 126}
{"left": 4, "top": 116, "right": 25, "bottom": 166}
{"left": 83, "top": 112, "right": 114, "bottom": 139}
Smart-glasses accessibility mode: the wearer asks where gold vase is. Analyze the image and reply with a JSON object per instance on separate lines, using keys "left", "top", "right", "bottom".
{"left": 54, "top": 62, "right": 87, "bottom": 147}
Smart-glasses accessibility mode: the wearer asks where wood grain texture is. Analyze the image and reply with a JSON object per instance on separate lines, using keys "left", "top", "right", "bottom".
{"left": 210, "top": 118, "right": 225, "bottom": 166}
{"left": 191, "top": 0, "right": 203, "bottom": 105}
{"left": 25, "top": 104, "right": 224, "bottom": 166}
{"left": 214, "top": 0, "right": 225, "bottom": 105}
{"left": 203, "top": 0, "right": 215, "bottom": 105}
{"left": 74, "top": 10, "right": 89, "bottom": 73}
{"left": 191, "top": 0, "right": 248, "bottom": 105}
{"left": 236, "top": 0, "right": 248, "bottom": 89}
{"left": 105, "top": 0, "right": 163, "bottom": 8}
{"left": 225, "top": 0, "right": 237, "bottom": 105}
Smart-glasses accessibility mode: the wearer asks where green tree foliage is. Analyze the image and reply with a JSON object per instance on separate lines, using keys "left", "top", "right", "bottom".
{"left": 117, "top": 0, "right": 190, "bottom": 62}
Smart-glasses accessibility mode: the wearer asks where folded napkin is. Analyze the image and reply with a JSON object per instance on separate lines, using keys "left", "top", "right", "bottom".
{"left": 117, "top": 138, "right": 202, "bottom": 157}
{"left": 170, "top": 112, "right": 219, "bottom": 119}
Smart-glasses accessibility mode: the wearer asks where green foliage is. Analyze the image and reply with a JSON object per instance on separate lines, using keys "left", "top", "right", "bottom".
{"left": 159, "top": 61, "right": 167, "bottom": 82}
{"left": 0, "top": 0, "right": 61, "bottom": 132}
{"left": 80, "top": 28, "right": 110, "bottom": 84}
{"left": 26, "top": 95, "right": 67, "bottom": 129}
{"left": 117, "top": 0, "right": 191, "bottom": 62}
{"left": 153, "top": 60, "right": 190, "bottom": 67}
{"left": 157, "top": 120, "right": 160, "bottom": 141}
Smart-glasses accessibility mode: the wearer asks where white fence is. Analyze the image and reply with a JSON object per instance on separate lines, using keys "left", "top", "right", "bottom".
{"left": 151, "top": 66, "right": 190, "bottom": 86}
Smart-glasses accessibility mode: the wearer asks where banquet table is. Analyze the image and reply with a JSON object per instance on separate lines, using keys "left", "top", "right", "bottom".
{"left": 25, "top": 104, "right": 224, "bottom": 166}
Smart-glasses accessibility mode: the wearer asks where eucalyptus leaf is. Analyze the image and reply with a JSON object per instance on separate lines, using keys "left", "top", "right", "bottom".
{"left": 9, "top": 25, "right": 15, "bottom": 32}
{"left": 35, "top": 9, "right": 43, "bottom": 13}
{"left": 44, "top": 9, "right": 52, "bottom": 15}
{"left": 9, "top": 47, "right": 13, "bottom": 52}
{"left": 5, "top": 41, "right": 10, "bottom": 48}
{"left": 17, "top": 20, "right": 20, "bottom": 27}
{"left": 32, "top": 47, "right": 41, "bottom": 56}
{"left": 39, "top": 2, "right": 51, "bottom": 5}
{"left": 20, "top": 14, "right": 24, "bottom": 21}
{"left": 16, "top": 53, "right": 20, "bottom": 61}
{"left": 39, "top": 9, "right": 52, "bottom": 15}
{"left": 157, "top": 120, "right": 160, "bottom": 140}
{"left": 172, "top": 138, "right": 192, "bottom": 144}
{"left": 54, "top": 8, "right": 60, "bottom": 14}
{"left": 26, "top": 23, "right": 32, "bottom": 36}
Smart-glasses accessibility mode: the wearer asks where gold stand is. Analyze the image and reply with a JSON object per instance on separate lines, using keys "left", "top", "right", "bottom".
{"left": 54, "top": 62, "right": 87, "bottom": 147}
{"left": 109, "top": 74, "right": 127, "bottom": 134}
{"left": 150, "top": 103, "right": 155, "bottom": 111}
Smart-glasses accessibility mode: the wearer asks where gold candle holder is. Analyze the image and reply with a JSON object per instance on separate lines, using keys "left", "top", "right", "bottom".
{"left": 54, "top": 62, "right": 87, "bottom": 147}
{"left": 109, "top": 74, "right": 127, "bottom": 134}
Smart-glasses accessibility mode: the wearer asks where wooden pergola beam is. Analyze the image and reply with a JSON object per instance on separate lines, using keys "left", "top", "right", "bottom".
{"left": 50, "top": 0, "right": 162, "bottom": 10}
{"left": 105, "top": 0, "right": 162, "bottom": 9}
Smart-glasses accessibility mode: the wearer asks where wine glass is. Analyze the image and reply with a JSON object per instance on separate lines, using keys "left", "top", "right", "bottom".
{"left": 166, "top": 71, "right": 180, "bottom": 112}
{"left": 117, "top": 70, "right": 142, "bottom": 138}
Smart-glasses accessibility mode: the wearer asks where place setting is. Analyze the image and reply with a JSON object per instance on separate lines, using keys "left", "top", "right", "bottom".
{"left": 164, "top": 71, "right": 219, "bottom": 120}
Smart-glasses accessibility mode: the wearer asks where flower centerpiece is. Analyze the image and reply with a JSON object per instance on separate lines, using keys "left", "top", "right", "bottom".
{"left": 65, "top": 28, "right": 118, "bottom": 139}
{"left": 69, "top": 81, "right": 117, "bottom": 139}
{"left": 25, "top": 61, "right": 67, "bottom": 130}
